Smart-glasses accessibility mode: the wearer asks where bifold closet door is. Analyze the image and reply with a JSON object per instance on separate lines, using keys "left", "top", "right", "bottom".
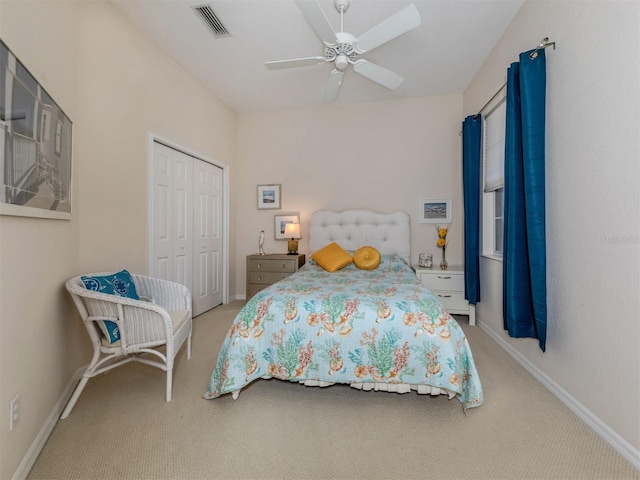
{"left": 150, "top": 141, "right": 223, "bottom": 316}
{"left": 193, "top": 160, "right": 223, "bottom": 315}
{"left": 151, "top": 143, "right": 194, "bottom": 292}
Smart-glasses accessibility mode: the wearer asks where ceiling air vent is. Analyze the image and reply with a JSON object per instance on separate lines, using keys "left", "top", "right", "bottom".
{"left": 191, "top": 4, "right": 231, "bottom": 38}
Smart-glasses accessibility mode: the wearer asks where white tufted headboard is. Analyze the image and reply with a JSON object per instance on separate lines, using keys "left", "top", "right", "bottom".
{"left": 309, "top": 210, "right": 411, "bottom": 263}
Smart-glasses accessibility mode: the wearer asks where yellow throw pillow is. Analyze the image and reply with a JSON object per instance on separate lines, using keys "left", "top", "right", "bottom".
{"left": 353, "top": 246, "right": 381, "bottom": 270}
{"left": 311, "top": 242, "right": 353, "bottom": 272}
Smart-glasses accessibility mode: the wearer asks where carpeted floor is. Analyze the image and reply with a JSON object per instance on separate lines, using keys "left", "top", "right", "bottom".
{"left": 27, "top": 302, "right": 638, "bottom": 480}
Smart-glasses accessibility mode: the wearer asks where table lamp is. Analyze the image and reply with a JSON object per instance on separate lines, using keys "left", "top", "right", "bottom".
{"left": 284, "top": 223, "right": 301, "bottom": 255}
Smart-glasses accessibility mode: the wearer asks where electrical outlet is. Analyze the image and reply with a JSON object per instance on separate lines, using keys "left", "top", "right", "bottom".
{"left": 9, "top": 395, "right": 19, "bottom": 431}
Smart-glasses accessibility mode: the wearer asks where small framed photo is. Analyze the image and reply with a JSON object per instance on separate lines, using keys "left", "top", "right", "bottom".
{"left": 257, "top": 184, "right": 281, "bottom": 209}
{"left": 419, "top": 197, "right": 452, "bottom": 224}
{"left": 274, "top": 213, "right": 299, "bottom": 240}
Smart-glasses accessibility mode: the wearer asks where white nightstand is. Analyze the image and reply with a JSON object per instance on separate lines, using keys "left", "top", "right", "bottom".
{"left": 414, "top": 265, "right": 476, "bottom": 325}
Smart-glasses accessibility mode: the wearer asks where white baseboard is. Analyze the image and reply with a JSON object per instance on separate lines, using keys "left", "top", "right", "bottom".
{"left": 477, "top": 319, "right": 640, "bottom": 471}
{"left": 13, "top": 367, "right": 85, "bottom": 480}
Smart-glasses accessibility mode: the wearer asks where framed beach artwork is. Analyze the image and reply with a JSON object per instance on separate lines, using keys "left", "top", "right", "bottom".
{"left": 274, "top": 213, "right": 299, "bottom": 240}
{"left": 0, "top": 40, "right": 73, "bottom": 219}
{"left": 419, "top": 197, "right": 452, "bottom": 224}
{"left": 257, "top": 184, "right": 281, "bottom": 209}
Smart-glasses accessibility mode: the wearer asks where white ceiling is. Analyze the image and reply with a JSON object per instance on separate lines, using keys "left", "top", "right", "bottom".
{"left": 110, "top": 0, "right": 525, "bottom": 113}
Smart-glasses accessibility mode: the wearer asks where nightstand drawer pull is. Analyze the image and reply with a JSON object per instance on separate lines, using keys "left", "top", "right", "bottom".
{"left": 281, "top": 264, "right": 286, "bottom": 269}
{"left": 437, "top": 276, "right": 452, "bottom": 279}
{"left": 256, "top": 276, "right": 262, "bottom": 281}
{"left": 438, "top": 294, "right": 452, "bottom": 298}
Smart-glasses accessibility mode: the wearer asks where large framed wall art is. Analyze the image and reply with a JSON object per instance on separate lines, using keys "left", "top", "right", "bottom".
{"left": 0, "top": 40, "right": 73, "bottom": 219}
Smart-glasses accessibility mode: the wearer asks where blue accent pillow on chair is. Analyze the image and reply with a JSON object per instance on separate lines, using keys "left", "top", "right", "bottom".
{"left": 81, "top": 270, "right": 140, "bottom": 343}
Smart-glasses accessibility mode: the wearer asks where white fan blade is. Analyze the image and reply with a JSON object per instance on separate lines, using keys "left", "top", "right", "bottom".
{"left": 353, "top": 59, "right": 404, "bottom": 90}
{"left": 354, "top": 4, "right": 421, "bottom": 53}
{"left": 323, "top": 69, "right": 344, "bottom": 102}
{"left": 265, "top": 56, "right": 327, "bottom": 70}
{"left": 294, "top": 0, "right": 338, "bottom": 46}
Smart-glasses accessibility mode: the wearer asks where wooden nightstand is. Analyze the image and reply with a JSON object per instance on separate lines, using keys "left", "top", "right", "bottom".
{"left": 414, "top": 265, "right": 476, "bottom": 325}
{"left": 246, "top": 254, "right": 305, "bottom": 300}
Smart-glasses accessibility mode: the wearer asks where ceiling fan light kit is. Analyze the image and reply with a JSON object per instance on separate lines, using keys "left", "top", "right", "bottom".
{"left": 265, "top": 0, "right": 422, "bottom": 102}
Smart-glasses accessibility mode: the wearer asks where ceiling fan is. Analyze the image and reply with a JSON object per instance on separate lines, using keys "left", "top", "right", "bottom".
{"left": 265, "top": 0, "right": 421, "bottom": 102}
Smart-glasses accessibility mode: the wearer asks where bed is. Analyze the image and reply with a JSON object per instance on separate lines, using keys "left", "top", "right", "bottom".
{"left": 204, "top": 210, "right": 483, "bottom": 410}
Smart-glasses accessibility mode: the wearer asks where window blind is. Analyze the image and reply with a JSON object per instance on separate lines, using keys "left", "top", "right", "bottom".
{"left": 483, "top": 98, "right": 506, "bottom": 192}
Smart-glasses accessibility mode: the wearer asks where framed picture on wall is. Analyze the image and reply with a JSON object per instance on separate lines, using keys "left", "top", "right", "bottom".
{"left": 419, "top": 197, "right": 452, "bottom": 224}
{"left": 257, "top": 184, "right": 281, "bottom": 209}
{"left": 0, "top": 40, "right": 73, "bottom": 220}
{"left": 274, "top": 213, "right": 299, "bottom": 240}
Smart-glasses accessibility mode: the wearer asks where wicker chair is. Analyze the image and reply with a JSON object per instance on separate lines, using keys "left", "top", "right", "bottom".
{"left": 61, "top": 273, "right": 192, "bottom": 419}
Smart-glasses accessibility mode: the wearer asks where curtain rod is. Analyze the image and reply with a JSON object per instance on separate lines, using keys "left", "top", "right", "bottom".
{"left": 475, "top": 83, "right": 506, "bottom": 118}
{"left": 529, "top": 37, "right": 556, "bottom": 59}
{"left": 472, "top": 37, "right": 556, "bottom": 118}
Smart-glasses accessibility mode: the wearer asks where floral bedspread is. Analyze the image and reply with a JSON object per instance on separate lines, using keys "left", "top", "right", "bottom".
{"left": 204, "top": 255, "right": 483, "bottom": 410}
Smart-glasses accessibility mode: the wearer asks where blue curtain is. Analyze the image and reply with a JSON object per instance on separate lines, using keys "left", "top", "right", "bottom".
{"left": 503, "top": 50, "right": 548, "bottom": 351}
{"left": 462, "top": 115, "right": 482, "bottom": 305}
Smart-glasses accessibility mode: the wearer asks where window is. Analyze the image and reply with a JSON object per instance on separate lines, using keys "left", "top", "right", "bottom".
{"left": 482, "top": 96, "right": 506, "bottom": 258}
{"left": 493, "top": 187, "right": 504, "bottom": 254}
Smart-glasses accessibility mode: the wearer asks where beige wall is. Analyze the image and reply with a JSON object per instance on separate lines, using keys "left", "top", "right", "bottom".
{"left": 74, "top": 1, "right": 237, "bottom": 275}
{"left": 0, "top": 2, "right": 237, "bottom": 478}
{"left": 464, "top": 0, "right": 639, "bottom": 454}
{"left": 2, "top": 0, "right": 639, "bottom": 476}
{"left": 235, "top": 95, "right": 464, "bottom": 295}
{"left": 0, "top": 2, "right": 82, "bottom": 478}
